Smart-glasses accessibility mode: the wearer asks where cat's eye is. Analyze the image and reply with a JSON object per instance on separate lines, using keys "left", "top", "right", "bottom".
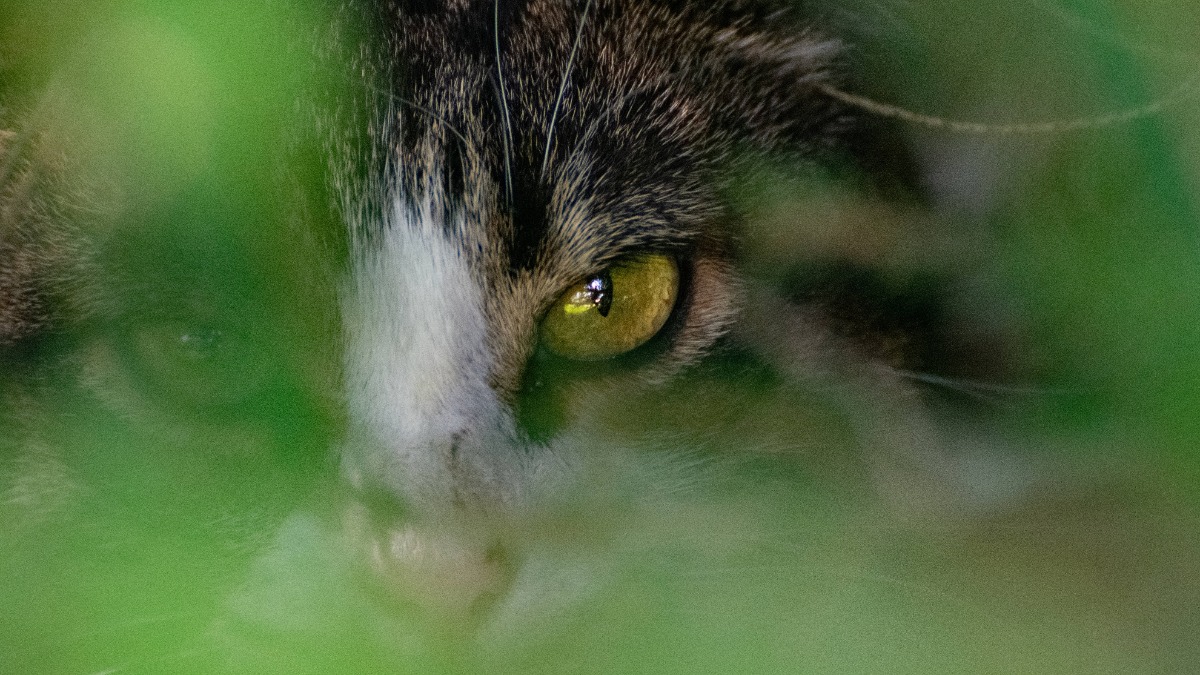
{"left": 125, "top": 322, "right": 271, "bottom": 411}
{"left": 540, "top": 254, "right": 680, "bottom": 360}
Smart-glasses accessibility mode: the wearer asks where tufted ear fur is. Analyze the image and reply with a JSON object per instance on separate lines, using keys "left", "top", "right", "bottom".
{"left": 0, "top": 127, "right": 47, "bottom": 345}
{"left": 0, "top": 125, "right": 95, "bottom": 349}
{"left": 691, "top": 3, "right": 919, "bottom": 193}
{"left": 710, "top": 15, "right": 845, "bottom": 138}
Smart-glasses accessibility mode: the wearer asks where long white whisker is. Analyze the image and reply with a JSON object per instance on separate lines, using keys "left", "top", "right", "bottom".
{"left": 881, "top": 366, "right": 1079, "bottom": 402}
{"left": 819, "top": 63, "right": 1200, "bottom": 136}
{"left": 541, "top": 0, "right": 594, "bottom": 181}
{"left": 495, "top": 0, "right": 515, "bottom": 205}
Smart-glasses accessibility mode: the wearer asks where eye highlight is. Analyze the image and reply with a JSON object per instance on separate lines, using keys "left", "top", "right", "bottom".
{"left": 540, "top": 254, "right": 680, "bottom": 361}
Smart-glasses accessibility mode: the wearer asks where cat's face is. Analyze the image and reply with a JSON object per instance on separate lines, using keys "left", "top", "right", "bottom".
{"left": 338, "top": 0, "right": 877, "bottom": 513}
{"left": 2, "top": 0, "right": 905, "bottom": 645}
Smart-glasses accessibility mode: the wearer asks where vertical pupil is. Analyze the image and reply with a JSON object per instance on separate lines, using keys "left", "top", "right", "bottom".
{"left": 584, "top": 271, "right": 614, "bottom": 317}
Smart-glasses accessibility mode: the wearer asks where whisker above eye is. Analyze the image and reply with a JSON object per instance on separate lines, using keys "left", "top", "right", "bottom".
{"left": 494, "top": 0, "right": 515, "bottom": 206}
{"left": 541, "top": 0, "right": 595, "bottom": 182}
{"left": 818, "top": 70, "right": 1200, "bottom": 135}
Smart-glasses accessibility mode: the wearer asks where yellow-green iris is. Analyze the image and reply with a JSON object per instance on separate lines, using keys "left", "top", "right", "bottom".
{"left": 540, "top": 254, "right": 680, "bottom": 360}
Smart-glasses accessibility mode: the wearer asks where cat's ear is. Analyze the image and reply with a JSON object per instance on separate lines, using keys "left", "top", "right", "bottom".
{"left": 0, "top": 129, "right": 46, "bottom": 346}
{"left": 0, "top": 126, "right": 95, "bottom": 348}
{"left": 708, "top": 23, "right": 918, "bottom": 192}
{"left": 706, "top": 25, "right": 848, "bottom": 151}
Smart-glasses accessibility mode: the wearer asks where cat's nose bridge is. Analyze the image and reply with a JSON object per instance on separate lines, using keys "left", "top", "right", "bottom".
{"left": 342, "top": 213, "right": 533, "bottom": 507}
{"left": 342, "top": 305, "right": 520, "bottom": 506}
{"left": 340, "top": 293, "right": 518, "bottom": 494}
{"left": 341, "top": 404, "right": 519, "bottom": 509}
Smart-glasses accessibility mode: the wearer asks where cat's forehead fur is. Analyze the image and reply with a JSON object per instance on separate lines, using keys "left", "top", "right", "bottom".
{"left": 350, "top": 0, "right": 847, "bottom": 395}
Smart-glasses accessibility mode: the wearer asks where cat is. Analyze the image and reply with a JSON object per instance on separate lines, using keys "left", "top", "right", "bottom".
{"left": 331, "top": 0, "right": 933, "bottom": 511}
{"left": 3, "top": 0, "right": 1198, "bottom": 672}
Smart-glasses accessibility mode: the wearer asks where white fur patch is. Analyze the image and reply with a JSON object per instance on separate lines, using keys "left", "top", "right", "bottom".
{"left": 341, "top": 191, "right": 510, "bottom": 506}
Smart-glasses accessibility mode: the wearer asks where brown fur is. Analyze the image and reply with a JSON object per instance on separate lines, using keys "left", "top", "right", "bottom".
{"left": 334, "top": 0, "right": 874, "bottom": 410}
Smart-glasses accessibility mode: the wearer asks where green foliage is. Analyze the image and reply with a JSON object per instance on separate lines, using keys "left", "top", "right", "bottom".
{"left": 2, "top": 0, "right": 1198, "bottom": 672}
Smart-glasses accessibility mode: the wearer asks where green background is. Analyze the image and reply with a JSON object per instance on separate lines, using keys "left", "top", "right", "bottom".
{"left": 2, "top": 0, "right": 1198, "bottom": 672}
